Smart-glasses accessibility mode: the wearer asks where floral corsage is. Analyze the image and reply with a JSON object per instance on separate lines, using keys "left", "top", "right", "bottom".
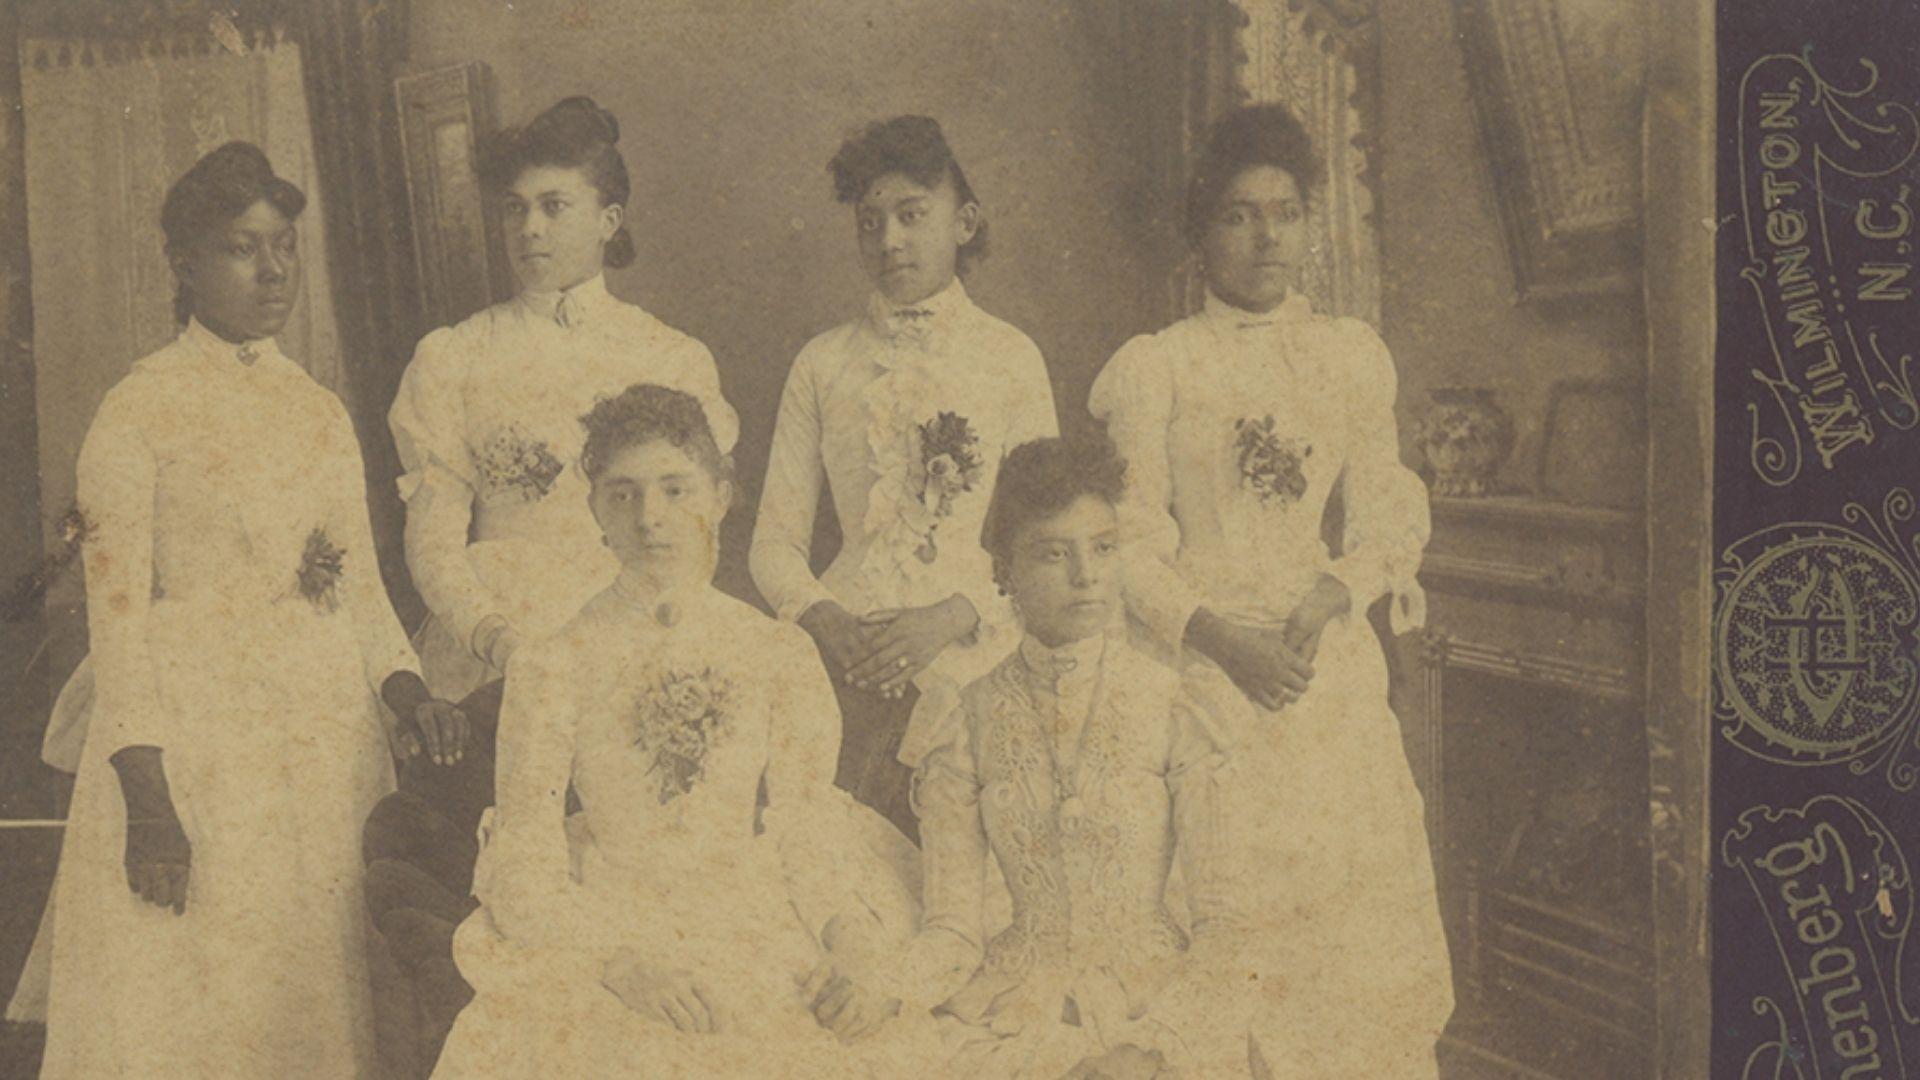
{"left": 632, "top": 667, "right": 736, "bottom": 804}
{"left": 1233, "top": 415, "right": 1311, "bottom": 508}
{"left": 297, "top": 527, "right": 346, "bottom": 611}
{"left": 913, "top": 411, "right": 985, "bottom": 562}
{"left": 472, "top": 424, "right": 565, "bottom": 501}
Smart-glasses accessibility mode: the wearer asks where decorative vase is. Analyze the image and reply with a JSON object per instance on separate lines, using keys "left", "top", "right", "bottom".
{"left": 1417, "top": 386, "right": 1516, "bottom": 497}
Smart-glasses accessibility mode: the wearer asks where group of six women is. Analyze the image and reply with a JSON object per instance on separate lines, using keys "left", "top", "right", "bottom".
{"left": 21, "top": 93, "right": 1452, "bottom": 1077}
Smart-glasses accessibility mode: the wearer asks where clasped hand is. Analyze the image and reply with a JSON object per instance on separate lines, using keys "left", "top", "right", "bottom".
{"left": 1189, "top": 575, "right": 1350, "bottom": 713}
{"left": 801, "top": 596, "right": 977, "bottom": 698}
{"left": 602, "top": 950, "right": 731, "bottom": 1034}
{"left": 801, "top": 957, "right": 899, "bottom": 1044}
{"left": 380, "top": 670, "right": 469, "bottom": 766}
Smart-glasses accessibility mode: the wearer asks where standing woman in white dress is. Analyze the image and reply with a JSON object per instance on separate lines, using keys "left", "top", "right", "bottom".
{"left": 1088, "top": 104, "right": 1454, "bottom": 1075}
{"left": 37, "top": 142, "right": 458, "bottom": 1079}
{"left": 389, "top": 95, "right": 738, "bottom": 711}
{"left": 751, "top": 116, "right": 1057, "bottom": 839}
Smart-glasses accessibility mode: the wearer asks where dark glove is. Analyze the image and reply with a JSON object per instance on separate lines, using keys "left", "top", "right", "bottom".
{"left": 110, "top": 745, "right": 191, "bottom": 914}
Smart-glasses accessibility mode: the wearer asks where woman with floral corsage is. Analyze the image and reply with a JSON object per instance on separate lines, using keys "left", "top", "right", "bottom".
{"left": 389, "top": 96, "right": 737, "bottom": 704}
{"left": 751, "top": 116, "right": 1057, "bottom": 840}
{"left": 1088, "top": 104, "right": 1453, "bottom": 1075}
{"left": 866, "top": 434, "right": 1265, "bottom": 1078}
{"left": 34, "top": 143, "right": 453, "bottom": 1079}
{"left": 432, "top": 385, "right": 923, "bottom": 1079}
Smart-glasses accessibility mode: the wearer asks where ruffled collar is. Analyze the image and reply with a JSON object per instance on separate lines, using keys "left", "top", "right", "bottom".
{"left": 182, "top": 316, "right": 285, "bottom": 370}
{"left": 866, "top": 276, "right": 970, "bottom": 350}
{"left": 1018, "top": 631, "right": 1107, "bottom": 693}
{"left": 1201, "top": 288, "right": 1312, "bottom": 332}
{"left": 519, "top": 273, "right": 612, "bottom": 328}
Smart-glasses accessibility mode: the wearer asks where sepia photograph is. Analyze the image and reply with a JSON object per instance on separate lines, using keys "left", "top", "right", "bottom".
{"left": 0, "top": 0, "right": 1717, "bottom": 1076}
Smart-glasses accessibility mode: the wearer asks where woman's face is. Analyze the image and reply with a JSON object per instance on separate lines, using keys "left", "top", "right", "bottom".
{"left": 1200, "top": 164, "right": 1309, "bottom": 314}
{"left": 173, "top": 198, "right": 300, "bottom": 342}
{"left": 502, "top": 164, "right": 620, "bottom": 294}
{"left": 589, "top": 438, "right": 731, "bottom": 586}
{"left": 1005, "top": 494, "right": 1122, "bottom": 648}
{"left": 855, "top": 171, "right": 978, "bottom": 306}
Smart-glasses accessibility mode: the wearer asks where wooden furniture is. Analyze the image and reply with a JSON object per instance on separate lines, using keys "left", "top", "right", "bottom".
{"left": 1407, "top": 495, "right": 1654, "bottom": 1077}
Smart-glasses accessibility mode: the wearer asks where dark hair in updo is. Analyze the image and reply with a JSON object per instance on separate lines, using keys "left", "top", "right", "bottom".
{"left": 483, "top": 96, "right": 635, "bottom": 269}
{"left": 1184, "top": 104, "right": 1322, "bottom": 246}
{"left": 828, "top": 115, "right": 989, "bottom": 272}
{"left": 981, "top": 433, "right": 1129, "bottom": 591}
{"left": 160, "top": 141, "right": 306, "bottom": 325}
{"left": 578, "top": 384, "right": 728, "bottom": 485}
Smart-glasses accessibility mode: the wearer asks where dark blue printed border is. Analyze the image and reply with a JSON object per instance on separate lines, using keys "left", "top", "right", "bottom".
{"left": 1715, "top": 4, "right": 1920, "bottom": 1077}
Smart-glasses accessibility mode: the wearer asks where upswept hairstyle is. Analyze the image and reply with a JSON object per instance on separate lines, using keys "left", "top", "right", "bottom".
{"left": 160, "top": 141, "right": 306, "bottom": 325}
{"left": 980, "top": 432, "right": 1129, "bottom": 591}
{"left": 828, "top": 115, "right": 989, "bottom": 271}
{"left": 1183, "top": 103, "right": 1323, "bottom": 246}
{"left": 578, "top": 383, "right": 729, "bottom": 485}
{"left": 483, "top": 95, "right": 636, "bottom": 269}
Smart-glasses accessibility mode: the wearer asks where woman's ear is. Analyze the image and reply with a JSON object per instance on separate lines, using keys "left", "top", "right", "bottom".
{"left": 600, "top": 201, "right": 625, "bottom": 246}
{"left": 953, "top": 201, "right": 981, "bottom": 247}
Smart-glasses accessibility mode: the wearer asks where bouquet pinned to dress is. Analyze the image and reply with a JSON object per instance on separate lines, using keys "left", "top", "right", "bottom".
{"left": 1233, "top": 415, "right": 1311, "bottom": 509}
{"left": 912, "top": 410, "right": 985, "bottom": 563}
{"left": 472, "top": 423, "right": 566, "bottom": 502}
{"left": 631, "top": 667, "right": 736, "bottom": 804}
{"left": 296, "top": 527, "right": 346, "bottom": 611}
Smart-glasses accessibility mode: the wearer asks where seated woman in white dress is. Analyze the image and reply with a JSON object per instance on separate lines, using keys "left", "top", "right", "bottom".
{"left": 33, "top": 142, "right": 457, "bottom": 1079}
{"left": 853, "top": 434, "right": 1259, "bottom": 1078}
{"left": 1089, "top": 104, "right": 1454, "bottom": 1075}
{"left": 432, "top": 385, "right": 919, "bottom": 1079}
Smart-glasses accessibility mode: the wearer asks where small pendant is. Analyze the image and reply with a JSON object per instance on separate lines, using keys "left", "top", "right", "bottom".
{"left": 915, "top": 539, "right": 938, "bottom": 564}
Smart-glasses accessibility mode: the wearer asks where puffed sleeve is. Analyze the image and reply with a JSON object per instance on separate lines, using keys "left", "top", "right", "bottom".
{"left": 388, "top": 327, "right": 503, "bottom": 660}
{"left": 1088, "top": 335, "right": 1207, "bottom": 648}
{"left": 667, "top": 334, "right": 740, "bottom": 456}
{"left": 761, "top": 624, "right": 876, "bottom": 937}
{"left": 1322, "top": 321, "right": 1430, "bottom": 633}
{"left": 321, "top": 393, "right": 419, "bottom": 705}
{"left": 75, "top": 381, "right": 167, "bottom": 757}
{"left": 475, "top": 639, "right": 620, "bottom": 950}
{"left": 863, "top": 711, "right": 987, "bottom": 1010}
{"left": 749, "top": 343, "right": 838, "bottom": 623}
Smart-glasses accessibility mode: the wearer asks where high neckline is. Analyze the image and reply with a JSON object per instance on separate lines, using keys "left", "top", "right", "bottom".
{"left": 611, "top": 570, "right": 706, "bottom": 628}
{"left": 182, "top": 317, "right": 281, "bottom": 369}
{"left": 866, "top": 276, "right": 970, "bottom": 340}
{"left": 1018, "top": 631, "right": 1107, "bottom": 686}
{"left": 1201, "top": 288, "right": 1311, "bottom": 331}
{"left": 519, "top": 273, "right": 612, "bottom": 327}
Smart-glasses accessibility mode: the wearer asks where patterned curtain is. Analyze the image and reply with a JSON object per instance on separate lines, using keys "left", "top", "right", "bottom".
{"left": 1229, "top": 0, "right": 1383, "bottom": 326}
{"left": 18, "top": 21, "right": 345, "bottom": 688}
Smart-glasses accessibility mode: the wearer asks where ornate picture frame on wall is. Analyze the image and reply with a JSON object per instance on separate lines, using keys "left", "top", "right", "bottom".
{"left": 395, "top": 61, "right": 512, "bottom": 331}
{"left": 1451, "top": 0, "right": 1645, "bottom": 302}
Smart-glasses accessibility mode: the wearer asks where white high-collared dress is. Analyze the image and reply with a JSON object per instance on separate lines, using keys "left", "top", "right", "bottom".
{"left": 749, "top": 279, "right": 1058, "bottom": 794}
{"left": 389, "top": 274, "right": 739, "bottom": 699}
{"left": 430, "top": 581, "right": 926, "bottom": 1078}
{"left": 1089, "top": 290, "right": 1454, "bottom": 1076}
{"left": 35, "top": 320, "right": 420, "bottom": 1079}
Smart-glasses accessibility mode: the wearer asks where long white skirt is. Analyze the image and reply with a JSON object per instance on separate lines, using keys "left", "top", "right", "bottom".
{"left": 1182, "top": 609, "right": 1454, "bottom": 1078}
{"left": 36, "top": 597, "right": 392, "bottom": 1079}
{"left": 432, "top": 830, "right": 933, "bottom": 1080}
